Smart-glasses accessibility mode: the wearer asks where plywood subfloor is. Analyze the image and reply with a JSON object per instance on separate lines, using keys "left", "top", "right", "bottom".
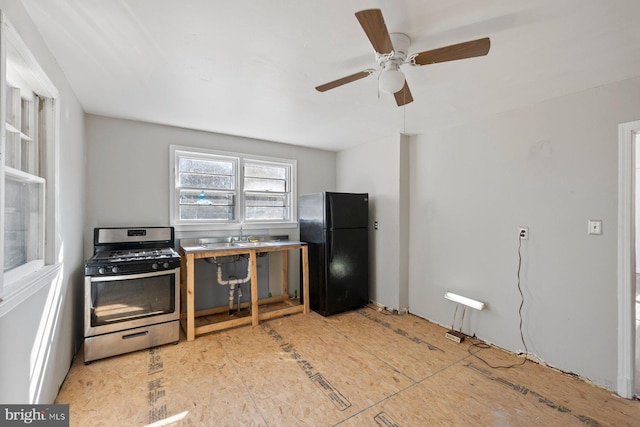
{"left": 56, "top": 308, "right": 640, "bottom": 426}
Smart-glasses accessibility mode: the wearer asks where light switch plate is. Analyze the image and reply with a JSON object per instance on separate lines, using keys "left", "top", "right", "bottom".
{"left": 588, "top": 219, "right": 602, "bottom": 235}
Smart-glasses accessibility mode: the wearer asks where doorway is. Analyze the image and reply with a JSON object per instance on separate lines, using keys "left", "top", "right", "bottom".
{"left": 632, "top": 132, "right": 640, "bottom": 398}
{"left": 636, "top": 131, "right": 640, "bottom": 397}
{"left": 618, "top": 120, "right": 640, "bottom": 399}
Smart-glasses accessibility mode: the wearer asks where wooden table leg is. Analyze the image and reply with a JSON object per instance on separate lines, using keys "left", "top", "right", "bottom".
{"left": 185, "top": 253, "right": 195, "bottom": 341}
{"left": 250, "top": 250, "right": 259, "bottom": 326}
{"left": 282, "top": 249, "right": 288, "bottom": 299}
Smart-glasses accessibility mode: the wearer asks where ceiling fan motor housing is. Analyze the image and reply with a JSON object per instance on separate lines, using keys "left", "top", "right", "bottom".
{"left": 376, "top": 33, "right": 410, "bottom": 66}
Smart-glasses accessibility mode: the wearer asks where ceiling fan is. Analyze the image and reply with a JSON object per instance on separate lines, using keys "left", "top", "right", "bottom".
{"left": 315, "top": 9, "right": 491, "bottom": 106}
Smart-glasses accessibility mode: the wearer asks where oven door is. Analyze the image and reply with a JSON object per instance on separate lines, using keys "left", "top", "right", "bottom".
{"left": 84, "top": 268, "right": 180, "bottom": 337}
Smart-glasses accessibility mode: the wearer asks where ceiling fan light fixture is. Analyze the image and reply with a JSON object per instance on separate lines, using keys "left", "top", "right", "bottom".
{"left": 379, "top": 63, "right": 405, "bottom": 94}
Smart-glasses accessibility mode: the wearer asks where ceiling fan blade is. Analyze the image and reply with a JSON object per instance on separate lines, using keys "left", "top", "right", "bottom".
{"left": 315, "top": 70, "right": 374, "bottom": 92}
{"left": 355, "top": 9, "right": 394, "bottom": 55}
{"left": 394, "top": 81, "right": 413, "bottom": 106}
{"left": 411, "top": 37, "right": 490, "bottom": 66}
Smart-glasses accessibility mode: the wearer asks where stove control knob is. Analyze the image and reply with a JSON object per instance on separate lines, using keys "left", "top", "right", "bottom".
{"left": 152, "top": 263, "right": 159, "bottom": 270}
{"left": 163, "top": 262, "right": 170, "bottom": 269}
{"left": 111, "top": 266, "right": 119, "bottom": 274}
{"left": 98, "top": 267, "right": 106, "bottom": 275}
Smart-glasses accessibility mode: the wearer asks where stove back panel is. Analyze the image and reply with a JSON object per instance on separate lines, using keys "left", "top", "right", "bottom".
{"left": 94, "top": 227, "right": 174, "bottom": 251}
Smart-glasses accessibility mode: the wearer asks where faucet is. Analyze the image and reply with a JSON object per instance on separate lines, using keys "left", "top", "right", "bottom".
{"left": 231, "top": 222, "right": 245, "bottom": 242}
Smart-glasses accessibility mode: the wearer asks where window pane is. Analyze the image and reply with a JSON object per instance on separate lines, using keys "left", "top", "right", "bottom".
{"left": 179, "top": 173, "right": 234, "bottom": 190}
{"left": 4, "top": 176, "right": 42, "bottom": 272}
{"left": 244, "top": 177, "right": 285, "bottom": 192}
{"left": 179, "top": 157, "right": 233, "bottom": 175}
{"left": 179, "top": 190, "right": 235, "bottom": 220}
{"left": 180, "top": 205, "right": 235, "bottom": 221}
{"left": 245, "top": 193, "right": 288, "bottom": 207}
{"left": 179, "top": 190, "right": 234, "bottom": 206}
{"left": 245, "top": 206, "right": 289, "bottom": 221}
{"left": 4, "top": 131, "right": 36, "bottom": 174}
{"left": 5, "top": 131, "right": 20, "bottom": 170}
{"left": 245, "top": 164, "right": 286, "bottom": 180}
{"left": 245, "top": 193, "right": 290, "bottom": 221}
{"left": 20, "top": 97, "right": 32, "bottom": 136}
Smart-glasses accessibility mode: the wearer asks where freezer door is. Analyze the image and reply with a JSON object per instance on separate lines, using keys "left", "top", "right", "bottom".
{"left": 323, "top": 228, "right": 369, "bottom": 315}
{"left": 326, "top": 193, "right": 368, "bottom": 229}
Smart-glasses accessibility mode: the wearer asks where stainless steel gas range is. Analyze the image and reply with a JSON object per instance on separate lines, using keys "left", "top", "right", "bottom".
{"left": 84, "top": 226, "right": 181, "bottom": 363}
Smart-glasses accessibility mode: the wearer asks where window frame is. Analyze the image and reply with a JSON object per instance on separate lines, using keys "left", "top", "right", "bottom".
{"left": 170, "top": 145, "right": 297, "bottom": 231}
{"left": 242, "top": 157, "right": 293, "bottom": 224}
{"left": 175, "top": 149, "right": 239, "bottom": 224}
{"left": 3, "top": 166, "right": 46, "bottom": 284}
{"left": 0, "top": 11, "right": 60, "bottom": 310}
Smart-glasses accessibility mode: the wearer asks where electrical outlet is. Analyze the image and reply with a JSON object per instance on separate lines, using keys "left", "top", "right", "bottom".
{"left": 588, "top": 219, "right": 602, "bottom": 235}
{"left": 519, "top": 227, "right": 529, "bottom": 240}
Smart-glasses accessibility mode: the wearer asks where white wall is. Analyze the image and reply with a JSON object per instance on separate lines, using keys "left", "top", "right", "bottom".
{"left": 337, "top": 134, "right": 409, "bottom": 311}
{"left": 409, "top": 75, "right": 640, "bottom": 391}
{"left": 85, "top": 114, "right": 335, "bottom": 250}
{"left": 0, "top": 2, "right": 85, "bottom": 403}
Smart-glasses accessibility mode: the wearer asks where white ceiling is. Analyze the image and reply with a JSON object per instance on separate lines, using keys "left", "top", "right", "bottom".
{"left": 20, "top": 0, "right": 640, "bottom": 151}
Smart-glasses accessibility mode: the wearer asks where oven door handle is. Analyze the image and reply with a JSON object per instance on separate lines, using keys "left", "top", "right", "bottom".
{"left": 88, "top": 268, "right": 179, "bottom": 282}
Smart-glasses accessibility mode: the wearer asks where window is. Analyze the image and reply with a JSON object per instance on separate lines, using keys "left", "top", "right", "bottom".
{"left": 0, "top": 13, "right": 59, "bottom": 304}
{"left": 177, "top": 153, "right": 237, "bottom": 221}
{"left": 243, "top": 160, "right": 291, "bottom": 221}
{"left": 3, "top": 87, "right": 46, "bottom": 284}
{"left": 171, "top": 146, "right": 296, "bottom": 229}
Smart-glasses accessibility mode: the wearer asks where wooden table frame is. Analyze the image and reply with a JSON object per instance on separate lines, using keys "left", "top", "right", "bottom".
{"left": 179, "top": 243, "right": 309, "bottom": 341}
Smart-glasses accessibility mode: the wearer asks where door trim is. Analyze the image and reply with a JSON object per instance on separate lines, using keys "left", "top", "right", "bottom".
{"left": 617, "top": 120, "right": 640, "bottom": 399}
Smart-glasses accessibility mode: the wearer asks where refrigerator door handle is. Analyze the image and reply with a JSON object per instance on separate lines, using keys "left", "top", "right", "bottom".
{"left": 328, "top": 194, "right": 334, "bottom": 227}
{"left": 328, "top": 195, "right": 335, "bottom": 262}
{"left": 328, "top": 229, "right": 334, "bottom": 262}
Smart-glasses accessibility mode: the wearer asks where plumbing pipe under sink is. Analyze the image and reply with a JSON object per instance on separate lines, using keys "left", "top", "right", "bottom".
{"left": 214, "top": 258, "right": 251, "bottom": 314}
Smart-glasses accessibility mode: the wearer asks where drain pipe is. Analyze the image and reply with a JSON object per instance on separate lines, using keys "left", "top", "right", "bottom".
{"left": 215, "top": 261, "right": 251, "bottom": 286}
{"left": 212, "top": 258, "right": 251, "bottom": 313}
{"left": 227, "top": 283, "right": 236, "bottom": 314}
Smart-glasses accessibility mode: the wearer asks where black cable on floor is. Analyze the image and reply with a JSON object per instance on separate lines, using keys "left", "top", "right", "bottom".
{"left": 467, "top": 232, "right": 528, "bottom": 369}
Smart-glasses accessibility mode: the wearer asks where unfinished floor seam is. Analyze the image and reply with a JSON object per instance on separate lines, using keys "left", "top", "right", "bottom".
{"left": 320, "top": 315, "right": 419, "bottom": 385}
{"left": 332, "top": 349, "right": 487, "bottom": 426}
{"left": 333, "top": 345, "right": 472, "bottom": 426}
{"left": 218, "top": 335, "right": 271, "bottom": 427}
{"left": 331, "top": 380, "right": 421, "bottom": 426}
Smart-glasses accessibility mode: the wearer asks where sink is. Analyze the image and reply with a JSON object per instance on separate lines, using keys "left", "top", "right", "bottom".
{"left": 233, "top": 241, "right": 271, "bottom": 247}
{"left": 201, "top": 242, "right": 235, "bottom": 249}
{"left": 180, "top": 235, "right": 292, "bottom": 252}
{"left": 200, "top": 241, "right": 280, "bottom": 250}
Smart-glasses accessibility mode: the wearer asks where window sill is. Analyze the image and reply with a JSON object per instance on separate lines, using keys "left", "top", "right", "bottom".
{"left": 0, "top": 263, "right": 62, "bottom": 318}
{"left": 173, "top": 221, "right": 299, "bottom": 232}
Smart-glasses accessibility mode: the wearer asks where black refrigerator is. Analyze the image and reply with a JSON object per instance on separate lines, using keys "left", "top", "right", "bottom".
{"left": 299, "top": 192, "right": 369, "bottom": 316}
